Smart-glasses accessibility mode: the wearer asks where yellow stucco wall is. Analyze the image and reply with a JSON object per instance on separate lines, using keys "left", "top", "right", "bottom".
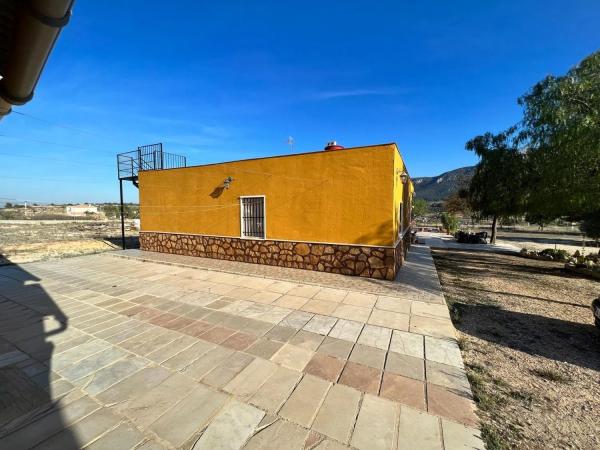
{"left": 139, "top": 144, "right": 410, "bottom": 246}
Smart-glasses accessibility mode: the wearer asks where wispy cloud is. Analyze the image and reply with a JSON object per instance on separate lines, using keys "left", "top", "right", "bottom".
{"left": 309, "top": 87, "right": 404, "bottom": 101}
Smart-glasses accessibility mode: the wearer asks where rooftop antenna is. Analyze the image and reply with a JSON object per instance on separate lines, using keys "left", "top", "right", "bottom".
{"left": 287, "top": 136, "right": 294, "bottom": 153}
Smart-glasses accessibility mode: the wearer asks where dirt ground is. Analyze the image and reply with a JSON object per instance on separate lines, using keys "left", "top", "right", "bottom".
{"left": 0, "top": 220, "right": 139, "bottom": 264}
{"left": 431, "top": 249, "right": 600, "bottom": 450}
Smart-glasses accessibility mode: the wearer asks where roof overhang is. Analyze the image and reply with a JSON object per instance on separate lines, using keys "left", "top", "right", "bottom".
{"left": 0, "top": 0, "right": 75, "bottom": 120}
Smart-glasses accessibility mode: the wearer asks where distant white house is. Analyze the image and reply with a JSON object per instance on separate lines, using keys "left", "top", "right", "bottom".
{"left": 65, "top": 204, "right": 98, "bottom": 216}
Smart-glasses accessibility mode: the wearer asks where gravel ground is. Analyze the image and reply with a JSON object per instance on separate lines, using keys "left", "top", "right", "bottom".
{"left": 431, "top": 249, "right": 600, "bottom": 450}
{"left": 0, "top": 220, "right": 138, "bottom": 264}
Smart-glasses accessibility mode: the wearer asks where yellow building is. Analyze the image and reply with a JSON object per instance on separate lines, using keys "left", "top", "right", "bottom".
{"left": 137, "top": 142, "right": 413, "bottom": 280}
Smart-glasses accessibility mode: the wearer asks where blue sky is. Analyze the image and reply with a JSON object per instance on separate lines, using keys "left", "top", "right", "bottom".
{"left": 1, "top": 1, "right": 599, "bottom": 204}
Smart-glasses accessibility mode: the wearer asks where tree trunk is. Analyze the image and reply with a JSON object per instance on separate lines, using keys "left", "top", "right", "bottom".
{"left": 490, "top": 215, "right": 498, "bottom": 244}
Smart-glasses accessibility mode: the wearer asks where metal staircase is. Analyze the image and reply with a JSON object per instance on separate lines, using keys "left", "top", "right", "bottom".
{"left": 116, "top": 143, "right": 187, "bottom": 249}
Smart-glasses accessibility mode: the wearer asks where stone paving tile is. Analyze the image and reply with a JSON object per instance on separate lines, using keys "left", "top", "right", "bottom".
{"left": 279, "top": 310, "right": 314, "bottom": 330}
{"left": 202, "top": 310, "right": 231, "bottom": 325}
{"left": 194, "top": 400, "right": 264, "bottom": 450}
{"left": 248, "top": 291, "right": 282, "bottom": 304}
{"left": 271, "top": 343, "right": 314, "bottom": 371}
{"left": 303, "top": 315, "right": 337, "bottom": 335}
{"left": 313, "top": 287, "right": 348, "bottom": 303}
{"left": 348, "top": 344, "right": 386, "bottom": 369}
{"left": 0, "top": 396, "right": 101, "bottom": 449}
{"left": 317, "top": 336, "right": 354, "bottom": 359}
{"left": 244, "top": 418, "right": 310, "bottom": 449}
{"left": 266, "top": 280, "right": 298, "bottom": 294}
{"left": 411, "top": 301, "right": 450, "bottom": 319}
{"left": 220, "top": 313, "right": 251, "bottom": 330}
{"left": 85, "top": 421, "right": 146, "bottom": 450}
{"left": 242, "top": 318, "right": 275, "bottom": 337}
{"left": 145, "top": 335, "right": 197, "bottom": 363}
{"left": 96, "top": 366, "right": 171, "bottom": 406}
{"left": 410, "top": 315, "right": 455, "bottom": 340}
{"left": 224, "top": 358, "right": 278, "bottom": 399}
{"left": 202, "top": 351, "right": 255, "bottom": 388}
{"left": 327, "top": 319, "right": 363, "bottom": 342}
{"left": 312, "top": 383, "right": 361, "bottom": 443}
{"left": 104, "top": 322, "right": 151, "bottom": 345}
{"left": 441, "top": 419, "right": 485, "bottom": 450}
{"left": 380, "top": 372, "right": 426, "bottom": 410}
{"left": 120, "top": 329, "right": 171, "bottom": 355}
{"left": 221, "top": 331, "right": 257, "bottom": 351}
{"left": 150, "top": 384, "right": 228, "bottom": 447}
{"left": 199, "top": 325, "right": 237, "bottom": 344}
{"left": 279, "top": 374, "right": 331, "bottom": 427}
{"left": 301, "top": 299, "right": 338, "bottom": 315}
{"left": 273, "top": 294, "right": 309, "bottom": 309}
{"left": 331, "top": 304, "right": 371, "bottom": 322}
{"left": 367, "top": 309, "right": 410, "bottom": 331}
{"left": 338, "top": 361, "right": 381, "bottom": 395}
{"left": 304, "top": 353, "right": 346, "bottom": 382}
{"left": 427, "top": 384, "right": 478, "bottom": 427}
{"left": 264, "top": 325, "right": 298, "bottom": 342}
{"left": 180, "top": 320, "right": 214, "bottom": 338}
{"left": 389, "top": 329, "right": 424, "bottom": 359}
{"left": 426, "top": 360, "right": 471, "bottom": 394}
{"left": 357, "top": 324, "right": 392, "bottom": 350}
{"left": 119, "top": 372, "right": 198, "bottom": 427}
{"left": 287, "top": 284, "right": 321, "bottom": 298}
{"left": 343, "top": 292, "right": 377, "bottom": 308}
{"left": 289, "top": 330, "right": 325, "bottom": 351}
{"left": 81, "top": 354, "right": 148, "bottom": 396}
{"left": 162, "top": 340, "right": 215, "bottom": 370}
{"left": 250, "top": 366, "right": 302, "bottom": 412}
{"left": 40, "top": 406, "right": 122, "bottom": 449}
{"left": 375, "top": 295, "right": 412, "bottom": 314}
{"left": 52, "top": 339, "right": 112, "bottom": 371}
{"left": 245, "top": 338, "right": 284, "bottom": 359}
{"left": 397, "top": 406, "right": 442, "bottom": 450}
{"left": 351, "top": 394, "right": 399, "bottom": 450}
{"left": 385, "top": 352, "right": 425, "bottom": 381}
{"left": 424, "top": 336, "right": 464, "bottom": 368}
{"left": 184, "top": 346, "right": 235, "bottom": 380}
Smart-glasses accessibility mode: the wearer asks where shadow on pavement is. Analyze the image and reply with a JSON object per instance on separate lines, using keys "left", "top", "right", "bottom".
{"left": 0, "top": 262, "right": 78, "bottom": 447}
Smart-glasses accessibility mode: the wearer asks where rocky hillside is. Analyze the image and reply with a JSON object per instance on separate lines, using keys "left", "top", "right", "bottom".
{"left": 413, "top": 166, "right": 475, "bottom": 201}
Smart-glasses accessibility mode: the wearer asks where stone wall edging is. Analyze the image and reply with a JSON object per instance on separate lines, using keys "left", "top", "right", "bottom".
{"left": 139, "top": 232, "right": 404, "bottom": 280}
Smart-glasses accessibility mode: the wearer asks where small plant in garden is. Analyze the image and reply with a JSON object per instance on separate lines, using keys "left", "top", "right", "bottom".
{"left": 441, "top": 212, "right": 459, "bottom": 234}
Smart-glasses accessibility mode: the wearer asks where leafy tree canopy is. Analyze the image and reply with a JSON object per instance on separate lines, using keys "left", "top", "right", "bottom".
{"left": 519, "top": 50, "right": 600, "bottom": 217}
{"left": 466, "top": 127, "right": 527, "bottom": 243}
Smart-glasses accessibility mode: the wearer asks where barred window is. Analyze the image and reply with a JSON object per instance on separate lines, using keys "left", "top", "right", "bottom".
{"left": 240, "top": 196, "right": 265, "bottom": 239}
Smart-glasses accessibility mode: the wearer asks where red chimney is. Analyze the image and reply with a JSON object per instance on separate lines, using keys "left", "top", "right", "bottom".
{"left": 324, "top": 140, "right": 344, "bottom": 151}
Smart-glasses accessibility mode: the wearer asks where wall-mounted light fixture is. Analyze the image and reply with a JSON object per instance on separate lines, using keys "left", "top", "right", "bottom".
{"left": 397, "top": 170, "right": 409, "bottom": 184}
{"left": 223, "top": 176, "right": 234, "bottom": 189}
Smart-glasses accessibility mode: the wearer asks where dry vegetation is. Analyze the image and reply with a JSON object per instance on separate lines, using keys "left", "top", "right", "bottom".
{"left": 0, "top": 220, "right": 138, "bottom": 264}
{"left": 432, "top": 249, "right": 600, "bottom": 449}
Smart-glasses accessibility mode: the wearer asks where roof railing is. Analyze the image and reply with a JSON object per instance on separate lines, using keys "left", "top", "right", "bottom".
{"left": 117, "top": 143, "right": 186, "bottom": 180}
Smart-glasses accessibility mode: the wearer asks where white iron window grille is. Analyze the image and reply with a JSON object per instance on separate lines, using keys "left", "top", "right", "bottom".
{"left": 240, "top": 196, "right": 266, "bottom": 239}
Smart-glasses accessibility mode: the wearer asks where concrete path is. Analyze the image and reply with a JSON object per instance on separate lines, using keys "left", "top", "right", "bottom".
{"left": 419, "top": 231, "right": 520, "bottom": 253}
{"left": 0, "top": 244, "right": 483, "bottom": 449}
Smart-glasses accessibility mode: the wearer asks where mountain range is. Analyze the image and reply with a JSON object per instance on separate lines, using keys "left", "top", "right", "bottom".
{"left": 412, "top": 166, "right": 475, "bottom": 202}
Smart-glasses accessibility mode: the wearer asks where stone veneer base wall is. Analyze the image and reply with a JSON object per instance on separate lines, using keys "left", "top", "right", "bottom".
{"left": 139, "top": 232, "right": 411, "bottom": 280}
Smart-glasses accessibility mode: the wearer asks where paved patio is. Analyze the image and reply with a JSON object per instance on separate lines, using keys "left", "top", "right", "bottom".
{"left": 0, "top": 244, "right": 483, "bottom": 449}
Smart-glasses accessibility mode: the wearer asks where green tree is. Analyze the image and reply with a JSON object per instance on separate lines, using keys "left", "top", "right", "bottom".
{"left": 4, "top": 202, "right": 12, "bottom": 208}
{"left": 412, "top": 198, "right": 429, "bottom": 220}
{"left": 466, "top": 128, "right": 527, "bottom": 244}
{"left": 525, "top": 212, "right": 553, "bottom": 231}
{"left": 441, "top": 212, "right": 459, "bottom": 234}
{"left": 518, "top": 50, "right": 600, "bottom": 219}
{"left": 580, "top": 212, "right": 600, "bottom": 242}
